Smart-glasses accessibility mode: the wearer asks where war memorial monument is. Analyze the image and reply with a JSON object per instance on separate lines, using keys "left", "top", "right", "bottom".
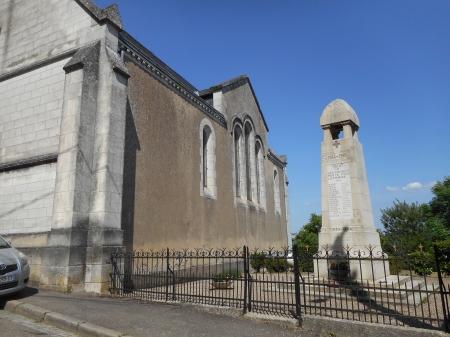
{"left": 317, "top": 99, "right": 388, "bottom": 281}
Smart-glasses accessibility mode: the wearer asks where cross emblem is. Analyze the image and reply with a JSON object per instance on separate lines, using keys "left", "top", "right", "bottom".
{"left": 333, "top": 141, "right": 340, "bottom": 149}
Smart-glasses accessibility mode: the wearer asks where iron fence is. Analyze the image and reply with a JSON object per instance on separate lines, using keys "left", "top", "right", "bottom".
{"left": 110, "top": 244, "right": 450, "bottom": 332}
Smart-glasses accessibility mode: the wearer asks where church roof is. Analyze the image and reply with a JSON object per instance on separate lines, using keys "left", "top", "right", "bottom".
{"left": 199, "top": 75, "right": 269, "bottom": 132}
{"left": 320, "top": 99, "right": 360, "bottom": 127}
{"left": 76, "top": 0, "right": 124, "bottom": 30}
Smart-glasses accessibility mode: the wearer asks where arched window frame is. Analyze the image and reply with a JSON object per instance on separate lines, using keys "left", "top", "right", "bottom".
{"left": 233, "top": 122, "right": 246, "bottom": 201}
{"left": 273, "top": 167, "right": 281, "bottom": 215}
{"left": 255, "top": 138, "right": 266, "bottom": 209}
{"left": 244, "top": 121, "right": 257, "bottom": 202}
{"left": 200, "top": 119, "right": 216, "bottom": 199}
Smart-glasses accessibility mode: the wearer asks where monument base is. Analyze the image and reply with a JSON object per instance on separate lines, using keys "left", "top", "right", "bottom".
{"left": 316, "top": 227, "right": 390, "bottom": 281}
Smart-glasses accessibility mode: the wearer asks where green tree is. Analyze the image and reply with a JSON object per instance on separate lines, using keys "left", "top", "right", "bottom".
{"left": 380, "top": 199, "right": 448, "bottom": 254}
{"left": 292, "top": 213, "right": 322, "bottom": 251}
{"left": 429, "top": 176, "right": 450, "bottom": 231}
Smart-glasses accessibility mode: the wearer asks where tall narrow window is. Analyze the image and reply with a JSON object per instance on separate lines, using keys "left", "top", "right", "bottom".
{"left": 203, "top": 128, "right": 209, "bottom": 188}
{"left": 234, "top": 126, "right": 242, "bottom": 197}
{"left": 255, "top": 142, "right": 261, "bottom": 203}
{"left": 274, "top": 168, "right": 281, "bottom": 214}
{"left": 245, "top": 124, "right": 252, "bottom": 201}
{"left": 200, "top": 119, "right": 216, "bottom": 199}
{"left": 255, "top": 140, "right": 266, "bottom": 209}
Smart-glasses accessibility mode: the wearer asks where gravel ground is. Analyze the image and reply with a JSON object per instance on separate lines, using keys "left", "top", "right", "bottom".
{"left": 115, "top": 272, "right": 450, "bottom": 332}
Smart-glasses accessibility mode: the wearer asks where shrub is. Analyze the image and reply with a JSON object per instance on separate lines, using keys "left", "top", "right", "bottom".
{"left": 409, "top": 251, "right": 434, "bottom": 276}
{"left": 250, "top": 252, "right": 266, "bottom": 272}
{"left": 264, "top": 257, "right": 287, "bottom": 273}
{"left": 213, "top": 268, "right": 243, "bottom": 282}
{"left": 389, "top": 256, "right": 406, "bottom": 275}
{"left": 329, "top": 261, "right": 349, "bottom": 270}
{"left": 299, "top": 258, "right": 314, "bottom": 273}
{"left": 435, "top": 239, "right": 450, "bottom": 276}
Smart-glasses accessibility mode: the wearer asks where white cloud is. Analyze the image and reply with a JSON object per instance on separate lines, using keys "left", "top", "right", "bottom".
{"left": 303, "top": 202, "right": 311, "bottom": 206}
{"left": 402, "top": 182, "right": 422, "bottom": 191}
{"left": 425, "top": 181, "right": 437, "bottom": 188}
{"left": 386, "top": 186, "right": 400, "bottom": 192}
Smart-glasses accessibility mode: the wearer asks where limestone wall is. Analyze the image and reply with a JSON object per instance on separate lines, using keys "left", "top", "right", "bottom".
{"left": 0, "top": 0, "right": 97, "bottom": 74}
{"left": 0, "top": 162, "right": 56, "bottom": 234}
{"left": 0, "top": 58, "right": 68, "bottom": 163}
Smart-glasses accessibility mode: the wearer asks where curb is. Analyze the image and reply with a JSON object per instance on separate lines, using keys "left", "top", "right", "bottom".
{"left": 299, "top": 315, "right": 448, "bottom": 337}
{"left": 4, "top": 300, "right": 131, "bottom": 337}
{"left": 165, "top": 300, "right": 448, "bottom": 337}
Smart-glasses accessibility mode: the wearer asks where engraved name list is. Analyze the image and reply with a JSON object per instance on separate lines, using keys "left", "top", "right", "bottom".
{"left": 327, "top": 163, "right": 353, "bottom": 220}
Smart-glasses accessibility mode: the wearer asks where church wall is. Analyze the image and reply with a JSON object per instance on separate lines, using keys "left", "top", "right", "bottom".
{"left": 0, "top": 0, "right": 99, "bottom": 74}
{"left": 0, "top": 0, "right": 127, "bottom": 291}
{"left": 0, "top": 0, "right": 116, "bottom": 240}
{"left": 123, "top": 60, "right": 288, "bottom": 251}
{"left": 222, "top": 80, "right": 268, "bottom": 148}
{"left": 0, "top": 162, "right": 56, "bottom": 234}
{"left": 0, "top": 58, "right": 68, "bottom": 164}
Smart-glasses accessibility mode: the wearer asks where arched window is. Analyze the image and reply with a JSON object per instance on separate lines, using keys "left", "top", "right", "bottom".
{"left": 234, "top": 125, "right": 244, "bottom": 198}
{"left": 200, "top": 119, "right": 216, "bottom": 199}
{"left": 244, "top": 123, "right": 254, "bottom": 201}
{"left": 255, "top": 140, "right": 266, "bottom": 208}
{"left": 273, "top": 168, "right": 281, "bottom": 215}
{"left": 255, "top": 142, "right": 260, "bottom": 202}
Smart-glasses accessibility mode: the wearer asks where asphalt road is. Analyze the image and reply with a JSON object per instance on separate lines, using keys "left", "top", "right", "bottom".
{"left": 0, "top": 310, "right": 77, "bottom": 337}
{"left": 1, "top": 287, "right": 328, "bottom": 337}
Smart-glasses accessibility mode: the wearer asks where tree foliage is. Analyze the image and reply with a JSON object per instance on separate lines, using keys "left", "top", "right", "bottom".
{"left": 380, "top": 176, "right": 450, "bottom": 255}
{"left": 292, "top": 213, "right": 322, "bottom": 251}
{"left": 380, "top": 199, "right": 447, "bottom": 254}
{"left": 429, "top": 176, "right": 450, "bottom": 230}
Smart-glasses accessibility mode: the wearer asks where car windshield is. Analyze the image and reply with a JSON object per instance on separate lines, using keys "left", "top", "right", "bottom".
{"left": 0, "top": 236, "right": 11, "bottom": 249}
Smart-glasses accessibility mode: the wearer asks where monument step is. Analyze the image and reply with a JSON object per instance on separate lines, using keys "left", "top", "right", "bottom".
{"left": 299, "top": 274, "right": 415, "bottom": 289}
{"left": 272, "top": 279, "right": 438, "bottom": 305}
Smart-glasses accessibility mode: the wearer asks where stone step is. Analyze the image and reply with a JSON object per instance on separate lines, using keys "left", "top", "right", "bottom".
{"left": 271, "top": 278, "right": 439, "bottom": 305}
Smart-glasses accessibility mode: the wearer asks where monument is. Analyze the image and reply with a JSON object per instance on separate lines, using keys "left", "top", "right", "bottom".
{"left": 317, "top": 99, "right": 388, "bottom": 280}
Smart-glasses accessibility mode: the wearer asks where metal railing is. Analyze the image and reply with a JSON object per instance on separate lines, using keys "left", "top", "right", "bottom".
{"left": 110, "top": 244, "right": 450, "bottom": 332}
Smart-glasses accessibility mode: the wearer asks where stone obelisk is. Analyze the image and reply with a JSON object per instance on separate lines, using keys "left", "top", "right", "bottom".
{"left": 317, "top": 99, "right": 388, "bottom": 280}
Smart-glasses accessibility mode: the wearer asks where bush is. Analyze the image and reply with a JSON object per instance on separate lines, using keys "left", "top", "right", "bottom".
{"left": 250, "top": 252, "right": 266, "bottom": 272}
{"left": 264, "top": 257, "right": 287, "bottom": 273}
{"left": 409, "top": 251, "right": 434, "bottom": 276}
{"left": 388, "top": 256, "right": 407, "bottom": 275}
{"left": 329, "top": 261, "right": 349, "bottom": 270}
{"left": 299, "top": 258, "right": 314, "bottom": 273}
{"left": 213, "top": 268, "right": 243, "bottom": 282}
{"left": 435, "top": 239, "right": 450, "bottom": 276}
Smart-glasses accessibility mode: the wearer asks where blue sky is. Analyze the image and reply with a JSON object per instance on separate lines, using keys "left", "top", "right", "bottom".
{"left": 96, "top": 0, "right": 450, "bottom": 234}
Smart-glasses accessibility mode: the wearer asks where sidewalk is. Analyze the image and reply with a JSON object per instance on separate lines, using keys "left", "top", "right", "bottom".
{"left": 0, "top": 287, "right": 323, "bottom": 337}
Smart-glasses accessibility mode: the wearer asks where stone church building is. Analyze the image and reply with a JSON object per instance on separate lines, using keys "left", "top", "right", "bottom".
{"left": 0, "top": 0, "right": 291, "bottom": 293}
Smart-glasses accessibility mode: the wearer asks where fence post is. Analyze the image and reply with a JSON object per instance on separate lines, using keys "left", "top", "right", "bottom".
{"left": 293, "top": 244, "right": 302, "bottom": 326}
{"left": 165, "top": 247, "right": 169, "bottom": 302}
{"left": 434, "top": 244, "right": 449, "bottom": 333}
{"left": 243, "top": 245, "right": 248, "bottom": 314}
{"left": 110, "top": 253, "right": 115, "bottom": 294}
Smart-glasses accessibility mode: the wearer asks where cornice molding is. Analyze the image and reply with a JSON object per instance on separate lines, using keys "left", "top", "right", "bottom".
{"left": 0, "top": 153, "right": 58, "bottom": 173}
{"left": 268, "top": 149, "right": 287, "bottom": 168}
{"left": 118, "top": 38, "right": 227, "bottom": 128}
{"left": 321, "top": 120, "right": 359, "bottom": 131}
{"left": 0, "top": 48, "right": 79, "bottom": 83}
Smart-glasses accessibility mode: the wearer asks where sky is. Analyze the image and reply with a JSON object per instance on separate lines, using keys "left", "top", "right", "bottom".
{"left": 95, "top": 0, "right": 450, "bottom": 234}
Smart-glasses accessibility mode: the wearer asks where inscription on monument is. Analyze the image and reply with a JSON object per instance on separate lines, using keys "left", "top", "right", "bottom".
{"left": 327, "top": 163, "right": 353, "bottom": 220}
{"left": 322, "top": 147, "right": 355, "bottom": 165}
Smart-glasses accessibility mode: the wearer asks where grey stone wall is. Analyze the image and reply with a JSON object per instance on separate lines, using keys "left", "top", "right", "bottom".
{"left": 0, "top": 0, "right": 95, "bottom": 74}
{"left": 0, "top": 162, "right": 56, "bottom": 234}
{"left": 0, "top": 58, "right": 67, "bottom": 164}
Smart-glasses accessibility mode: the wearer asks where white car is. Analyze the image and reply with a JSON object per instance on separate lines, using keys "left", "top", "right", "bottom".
{"left": 0, "top": 235, "right": 30, "bottom": 296}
